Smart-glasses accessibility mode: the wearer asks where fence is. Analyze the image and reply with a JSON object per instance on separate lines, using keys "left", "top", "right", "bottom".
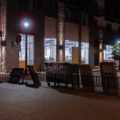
{"left": 46, "top": 73, "right": 120, "bottom": 96}
{"left": 0, "top": 72, "right": 120, "bottom": 96}
{"left": 78, "top": 75, "right": 120, "bottom": 96}
{"left": 0, "top": 72, "right": 46, "bottom": 82}
{"left": 0, "top": 72, "right": 10, "bottom": 82}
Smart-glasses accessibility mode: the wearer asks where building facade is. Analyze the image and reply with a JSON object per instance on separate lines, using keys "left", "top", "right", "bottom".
{"left": 0, "top": 0, "right": 44, "bottom": 72}
{"left": 0, "top": 0, "right": 120, "bottom": 72}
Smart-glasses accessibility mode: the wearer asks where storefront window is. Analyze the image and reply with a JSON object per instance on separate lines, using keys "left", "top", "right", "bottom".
{"left": 44, "top": 38, "right": 56, "bottom": 62}
{"left": 65, "top": 40, "right": 78, "bottom": 62}
{"left": 103, "top": 45, "right": 113, "bottom": 61}
{"left": 65, "top": 40, "right": 89, "bottom": 63}
{"left": 44, "top": 39, "right": 89, "bottom": 63}
{"left": 81, "top": 42, "right": 89, "bottom": 64}
{"left": 19, "top": 34, "right": 34, "bottom": 65}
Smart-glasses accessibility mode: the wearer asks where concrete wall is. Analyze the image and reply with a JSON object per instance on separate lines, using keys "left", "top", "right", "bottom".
{"left": 45, "top": 16, "right": 89, "bottom": 42}
{"left": 1, "top": 0, "right": 45, "bottom": 72}
{"left": 5, "top": 0, "right": 19, "bottom": 72}
{"left": 45, "top": 17, "right": 56, "bottom": 38}
{"left": 65, "top": 22, "right": 78, "bottom": 41}
{"left": 34, "top": 10, "right": 44, "bottom": 71}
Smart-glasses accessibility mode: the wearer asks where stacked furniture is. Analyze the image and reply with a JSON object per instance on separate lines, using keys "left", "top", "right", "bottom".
{"left": 46, "top": 63, "right": 79, "bottom": 88}
{"left": 8, "top": 68, "right": 24, "bottom": 84}
{"left": 46, "top": 62, "right": 119, "bottom": 96}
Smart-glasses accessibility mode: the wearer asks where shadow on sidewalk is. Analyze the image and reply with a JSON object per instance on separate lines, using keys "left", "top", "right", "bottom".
{"left": 49, "top": 85, "right": 120, "bottom": 101}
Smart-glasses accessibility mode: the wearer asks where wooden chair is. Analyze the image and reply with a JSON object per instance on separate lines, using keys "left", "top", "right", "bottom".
{"left": 100, "top": 62, "right": 119, "bottom": 96}
{"left": 79, "top": 64, "right": 94, "bottom": 92}
{"left": 27, "top": 65, "right": 41, "bottom": 87}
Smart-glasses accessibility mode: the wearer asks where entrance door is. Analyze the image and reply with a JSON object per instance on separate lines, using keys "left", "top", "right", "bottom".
{"left": 19, "top": 34, "right": 34, "bottom": 69}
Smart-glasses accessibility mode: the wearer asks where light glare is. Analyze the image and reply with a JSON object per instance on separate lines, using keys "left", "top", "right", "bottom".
{"left": 24, "top": 22, "right": 29, "bottom": 28}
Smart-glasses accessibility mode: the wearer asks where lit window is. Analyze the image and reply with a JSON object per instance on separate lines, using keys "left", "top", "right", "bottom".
{"left": 65, "top": 40, "right": 78, "bottom": 62}
{"left": 65, "top": 40, "right": 89, "bottom": 64}
{"left": 44, "top": 38, "right": 56, "bottom": 62}
{"left": 19, "top": 34, "right": 34, "bottom": 65}
{"left": 81, "top": 42, "right": 89, "bottom": 64}
{"left": 103, "top": 45, "right": 113, "bottom": 61}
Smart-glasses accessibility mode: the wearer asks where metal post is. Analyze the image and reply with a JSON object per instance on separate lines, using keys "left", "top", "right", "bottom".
{"left": 25, "top": 32, "right": 28, "bottom": 74}
{"left": 78, "top": 10, "right": 82, "bottom": 64}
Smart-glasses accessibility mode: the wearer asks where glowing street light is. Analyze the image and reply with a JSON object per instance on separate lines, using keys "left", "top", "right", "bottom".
{"left": 116, "top": 39, "right": 120, "bottom": 44}
{"left": 24, "top": 22, "right": 29, "bottom": 28}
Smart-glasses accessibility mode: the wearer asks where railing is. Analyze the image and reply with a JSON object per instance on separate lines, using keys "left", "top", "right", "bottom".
{"left": 0, "top": 72, "right": 120, "bottom": 96}
{"left": 79, "top": 75, "right": 119, "bottom": 96}
{"left": 0, "top": 72, "right": 47, "bottom": 82}
{"left": 47, "top": 73, "right": 120, "bottom": 96}
{"left": 0, "top": 72, "right": 10, "bottom": 82}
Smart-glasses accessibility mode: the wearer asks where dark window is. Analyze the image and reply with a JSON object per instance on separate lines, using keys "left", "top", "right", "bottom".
{"left": 0, "top": 0, "right": 1, "bottom": 8}
{"left": 105, "top": 0, "right": 120, "bottom": 23}
{"left": 66, "top": 8, "right": 71, "bottom": 20}
{"left": 81, "top": 12, "right": 89, "bottom": 26}
{"left": 106, "top": 23, "right": 112, "bottom": 31}
{"left": 28, "top": 0, "right": 35, "bottom": 12}
{"left": 118, "top": 27, "right": 120, "bottom": 33}
{"left": 18, "top": 0, "right": 28, "bottom": 11}
{"left": 44, "top": 0, "right": 57, "bottom": 18}
{"left": 18, "top": 0, "right": 35, "bottom": 12}
{"left": 65, "top": 8, "right": 78, "bottom": 23}
{"left": 37, "top": 0, "right": 43, "bottom": 10}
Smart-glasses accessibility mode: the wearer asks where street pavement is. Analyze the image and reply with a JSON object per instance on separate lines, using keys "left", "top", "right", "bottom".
{"left": 0, "top": 82, "right": 120, "bottom": 120}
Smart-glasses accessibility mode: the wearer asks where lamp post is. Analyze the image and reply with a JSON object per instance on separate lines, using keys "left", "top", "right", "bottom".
{"left": 23, "top": 22, "right": 29, "bottom": 75}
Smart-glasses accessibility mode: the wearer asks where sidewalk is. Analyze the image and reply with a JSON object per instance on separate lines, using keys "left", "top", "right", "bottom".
{"left": 0, "top": 82, "right": 120, "bottom": 120}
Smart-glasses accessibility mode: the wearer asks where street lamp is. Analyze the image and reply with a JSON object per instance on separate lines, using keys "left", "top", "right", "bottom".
{"left": 24, "top": 22, "right": 29, "bottom": 28}
{"left": 23, "top": 21, "right": 29, "bottom": 75}
{"left": 116, "top": 39, "right": 120, "bottom": 44}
